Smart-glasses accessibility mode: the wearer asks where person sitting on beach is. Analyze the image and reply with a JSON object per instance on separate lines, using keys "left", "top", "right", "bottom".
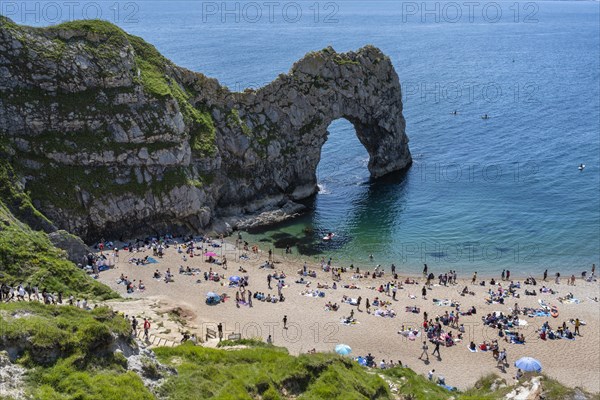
{"left": 469, "top": 341, "right": 476, "bottom": 351}
{"left": 514, "top": 369, "right": 523, "bottom": 381}
{"left": 153, "top": 270, "right": 161, "bottom": 279}
{"left": 138, "top": 280, "right": 146, "bottom": 291}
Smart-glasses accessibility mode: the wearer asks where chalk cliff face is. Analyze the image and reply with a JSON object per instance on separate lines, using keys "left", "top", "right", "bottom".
{"left": 0, "top": 18, "right": 411, "bottom": 241}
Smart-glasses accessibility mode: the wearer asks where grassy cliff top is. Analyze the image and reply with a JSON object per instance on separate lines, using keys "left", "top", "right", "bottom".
{"left": 1, "top": 301, "right": 597, "bottom": 400}
{"left": 0, "top": 150, "right": 117, "bottom": 300}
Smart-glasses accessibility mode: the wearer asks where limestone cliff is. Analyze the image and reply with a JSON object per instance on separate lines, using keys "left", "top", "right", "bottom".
{"left": 0, "top": 18, "right": 411, "bottom": 241}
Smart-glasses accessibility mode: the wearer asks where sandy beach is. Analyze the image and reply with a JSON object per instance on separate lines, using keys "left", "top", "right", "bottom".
{"left": 96, "top": 237, "right": 600, "bottom": 393}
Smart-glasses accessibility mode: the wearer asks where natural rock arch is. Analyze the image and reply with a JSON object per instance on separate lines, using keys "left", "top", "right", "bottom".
{"left": 0, "top": 19, "right": 411, "bottom": 239}
{"left": 214, "top": 46, "right": 412, "bottom": 209}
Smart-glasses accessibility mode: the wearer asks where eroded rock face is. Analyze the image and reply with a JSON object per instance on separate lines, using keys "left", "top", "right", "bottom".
{"left": 0, "top": 18, "right": 411, "bottom": 241}
{"left": 48, "top": 229, "right": 91, "bottom": 263}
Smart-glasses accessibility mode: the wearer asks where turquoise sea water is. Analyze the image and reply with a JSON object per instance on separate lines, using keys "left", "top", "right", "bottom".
{"left": 7, "top": 1, "right": 600, "bottom": 275}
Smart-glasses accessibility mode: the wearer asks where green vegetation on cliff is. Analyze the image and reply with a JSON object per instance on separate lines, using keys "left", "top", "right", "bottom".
{"left": 0, "top": 18, "right": 217, "bottom": 219}
{"left": 0, "top": 302, "right": 154, "bottom": 400}
{"left": 127, "top": 34, "right": 216, "bottom": 156}
{"left": 0, "top": 152, "right": 116, "bottom": 300}
{"left": 1, "top": 302, "right": 597, "bottom": 400}
{"left": 0, "top": 206, "right": 115, "bottom": 299}
{"left": 154, "top": 342, "right": 390, "bottom": 400}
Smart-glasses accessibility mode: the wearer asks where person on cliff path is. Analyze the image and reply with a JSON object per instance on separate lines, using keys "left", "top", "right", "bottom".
{"left": 131, "top": 316, "right": 138, "bottom": 337}
{"left": 218, "top": 323, "right": 223, "bottom": 341}
{"left": 143, "top": 318, "right": 150, "bottom": 341}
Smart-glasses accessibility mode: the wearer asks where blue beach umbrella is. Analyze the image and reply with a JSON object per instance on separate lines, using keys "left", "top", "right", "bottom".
{"left": 335, "top": 344, "right": 352, "bottom": 356}
{"left": 356, "top": 356, "right": 367, "bottom": 366}
{"left": 229, "top": 276, "right": 241, "bottom": 282}
{"left": 206, "top": 292, "right": 220, "bottom": 299}
{"left": 514, "top": 357, "right": 542, "bottom": 372}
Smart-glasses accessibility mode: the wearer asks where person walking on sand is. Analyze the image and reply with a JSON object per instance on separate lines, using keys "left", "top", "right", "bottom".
{"left": 555, "top": 272, "right": 560, "bottom": 284}
{"left": 501, "top": 269, "right": 505, "bottom": 281}
{"left": 432, "top": 339, "right": 441, "bottom": 358}
{"left": 592, "top": 264, "right": 596, "bottom": 277}
{"left": 497, "top": 348, "right": 507, "bottom": 370}
{"left": 357, "top": 296, "right": 362, "bottom": 311}
{"left": 428, "top": 369, "right": 435, "bottom": 380}
{"left": 267, "top": 274, "right": 272, "bottom": 289}
{"left": 575, "top": 318, "right": 581, "bottom": 336}
{"left": 283, "top": 315, "right": 288, "bottom": 329}
{"left": 419, "top": 341, "right": 429, "bottom": 361}
{"left": 543, "top": 269, "right": 548, "bottom": 281}
{"left": 366, "top": 298, "right": 371, "bottom": 313}
{"left": 506, "top": 270, "right": 511, "bottom": 281}
{"left": 423, "top": 264, "right": 428, "bottom": 277}
{"left": 421, "top": 286, "right": 427, "bottom": 299}
{"left": 472, "top": 272, "right": 477, "bottom": 285}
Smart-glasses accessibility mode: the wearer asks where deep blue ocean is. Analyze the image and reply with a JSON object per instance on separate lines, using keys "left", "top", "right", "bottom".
{"left": 6, "top": 0, "right": 599, "bottom": 276}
